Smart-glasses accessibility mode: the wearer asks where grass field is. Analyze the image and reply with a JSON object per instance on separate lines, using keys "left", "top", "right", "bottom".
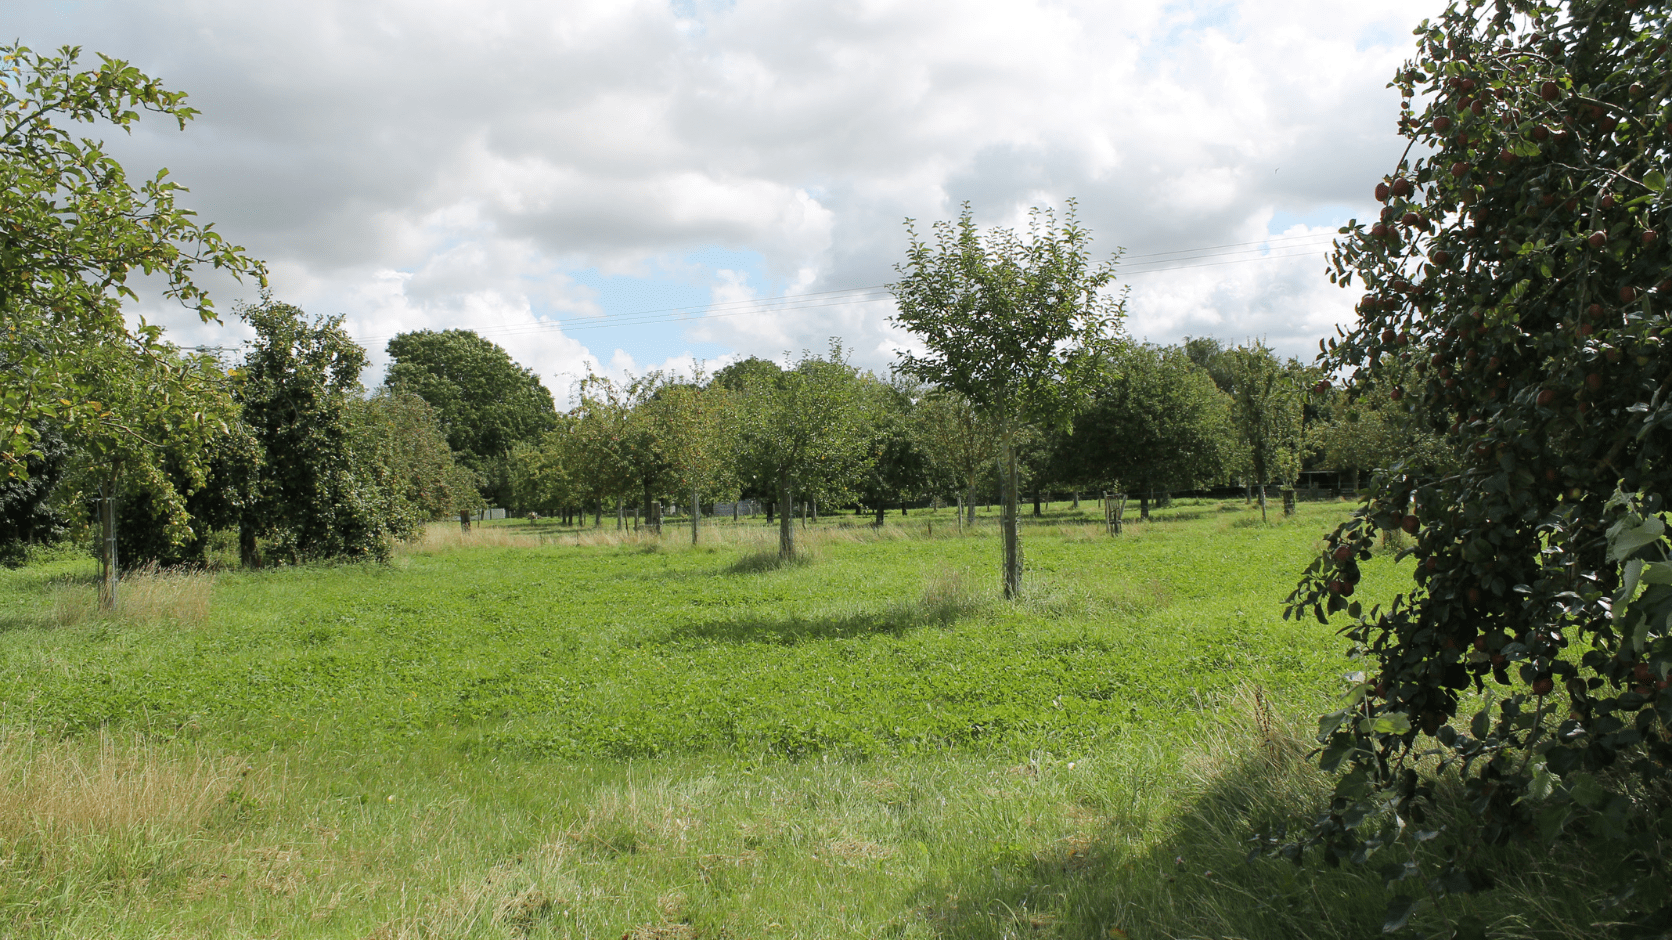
{"left": 0, "top": 500, "right": 1612, "bottom": 938}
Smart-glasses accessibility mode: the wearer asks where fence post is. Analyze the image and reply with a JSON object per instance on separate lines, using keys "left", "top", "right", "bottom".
{"left": 98, "top": 481, "right": 118, "bottom": 610}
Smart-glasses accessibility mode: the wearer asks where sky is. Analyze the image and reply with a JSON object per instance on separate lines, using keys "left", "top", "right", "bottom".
{"left": 13, "top": 0, "right": 1447, "bottom": 402}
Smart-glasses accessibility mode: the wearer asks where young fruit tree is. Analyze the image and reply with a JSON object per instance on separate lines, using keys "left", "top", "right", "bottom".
{"left": 914, "top": 390, "right": 1000, "bottom": 527}
{"left": 1274, "top": 0, "right": 1672, "bottom": 928}
{"left": 732, "top": 347, "right": 873, "bottom": 560}
{"left": 1220, "top": 341, "right": 1308, "bottom": 522}
{"left": 890, "top": 202, "right": 1124, "bottom": 598}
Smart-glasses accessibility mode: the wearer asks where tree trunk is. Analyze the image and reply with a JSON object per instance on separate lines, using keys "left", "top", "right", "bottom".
{"left": 811, "top": 499, "right": 817, "bottom": 523}
{"left": 1140, "top": 488, "right": 1151, "bottom": 521}
{"left": 1032, "top": 489, "right": 1042, "bottom": 516}
{"left": 766, "top": 501, "right": 774, "bottom": 523}
{"left": 778, "top": 479, "right": 795, "bottom": 558}
{"left": 875, "top": 504, "right": 885, "bottom": 526}
{"left": 965, "top": 483, "right": 977, "bottom": 526}
{"left": 98, "top": 480, "right": 118, "bottom": 610}
{"left": 901, "top": 499, "right": 907, "bottom": 516}
{"left": 595, "top": 501, "right": 602, "bottom": 527}
{"left": 1350, "top": 466, "right": 1361, "bottom": 494}
{"left": 1258, "top": 483, "right": 1268, "bottom": 523}
{"left": 616, "top": 497, "right": 624, "bottom": 530}
{"left": 1071, "top": 491, "right": 1079, "bottom": 509}
{"left": 239, "top": 519, "right": 259, "bottom": 569}
{"left": 691, "top": 485, "right": 700, "bottom": 545}
{"left": 1001, "top": 428, "right": 1022, "bottom": 599}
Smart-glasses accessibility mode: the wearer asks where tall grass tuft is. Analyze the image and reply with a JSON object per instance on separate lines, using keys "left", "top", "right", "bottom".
{"left": 49, "top": 563, "right": 215, "bottom": 627}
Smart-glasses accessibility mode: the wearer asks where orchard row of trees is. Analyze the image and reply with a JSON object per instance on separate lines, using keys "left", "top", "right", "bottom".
{"left": 496, "top": 336, "right": 1426, "bottom": 553}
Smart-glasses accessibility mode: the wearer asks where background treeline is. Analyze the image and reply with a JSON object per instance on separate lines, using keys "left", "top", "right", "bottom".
{"left": 1, "top": 305, "right": 1444, "bottom": 569}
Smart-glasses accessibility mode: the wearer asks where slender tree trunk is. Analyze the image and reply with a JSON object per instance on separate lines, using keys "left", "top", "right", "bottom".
{"left": 98, "top": 479, "right": 118, "bottom": 611}
{"left": 1259, "top": 483, "right": 1268, "bottom": 523}
{"left": 766, "top": 501, "right": 775, "bottom": 523}
{"left": 778, "top": 479, "right": 795, "bottom": 558}
{"left": 1032, "top": 489, "right": 1041, "bottom": 516}
{"left": 1001, "top": 427, "right": 1022, "bottom": 599}
{"left": 965, "top": 482, "right": 976, "bottom": 526}
{"left": 595, "top": 501, "right": 602, "bottom": 527}
{"left": 691, "top": 484, "right": 700, "bottom": 545}
{"left": 901, "top": 499, "right": 907, "bottom": 517}
{"left": 239, "top": 519, "right": 259, "bottom": 569}
{"left": 875, "top": 504, "right": 885, "bottom": 526}
{"left": 616, "top": 497, "right": 624, "bottom": 530}
{"left": 1072, "top": 491, "right": 1079, "bottom": 510}
{"left": 1141, "top": 488, "right": 1151, "bottom": 521}
{"left": 811, "top": 499, "right": 817, "bottom": 523}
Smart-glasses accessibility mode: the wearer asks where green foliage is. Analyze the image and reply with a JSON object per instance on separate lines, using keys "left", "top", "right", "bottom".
{"left": 854, "top": 377, "right": 933, "bottom": 521}
{"left": 0, "top": 43, "right": 264, "bottom": 472}
{"left": 58, "top": 338, "right": 240, "bottom": 558}
{"left": 1280, "top": 0, "right": 1672, "bottom": 930}
{"left": 350, "top": 389, "right": 481, "bottom": 525}
{"left": 914, "top": 389, "right": 1000, "bottom": 521}
{"left": 890, "top": 200, "right": 1125, "bottom": 596}
{"left": 1309, "top": 357, "right": 1451, "bottom": 490}
{"left": 383, "top": 329, "right": 557, "bottom": 506}
{"left": 732, "top": 346, "right": 875, "bottom": 557}
{"left": 1218, "top": 341, "right": 1308, "bottom": 518}
{"left": 236, "top": 300, "right": 400, "bottom": 563}
{"left": 1055, "top": 343, "right": 1237, "bottom": 498}
{"left": 0, "top": 422, "right": 69, "bottom": 566}
{"left": 641, "top": 377, "right": 738, "bottom": 508}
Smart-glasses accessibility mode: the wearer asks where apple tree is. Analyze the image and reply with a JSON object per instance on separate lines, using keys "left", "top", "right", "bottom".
{"left": 890, "top": 201, "right": 1124, "bottom": 598}
{"left": 732, "top": 346, "right": 874, "bottom": 559}
{"left": 1, "top": 43, "right": 264, "bottom": 473}
{"left": 1052, "top": 343, "right": 1236, "bottom": 520}
{"left": 1270, "top": 0, "right": 1672, "bottom": 929}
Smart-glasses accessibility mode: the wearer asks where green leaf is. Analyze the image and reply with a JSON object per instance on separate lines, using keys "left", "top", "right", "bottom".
{"left": 1567, "top": 772, "right": 1607, "bottom": 808}
{"left": 1383, "top": 894, "right": 1417, "bottom": 933}
{"left": 1607, "top": 514, "right": 1663, "bottom": 562}
{"left": 1371, "top": 712, "right": 1412, "bottom": 735}
{"left": 1645, "top": 169, "right": 1666, "bottom": 193}
{"left": 1525, "top": 765, "right": 1557, "bottom": 802}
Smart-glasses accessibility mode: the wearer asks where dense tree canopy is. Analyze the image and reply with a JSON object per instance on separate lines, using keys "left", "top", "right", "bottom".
{"left": 384, "top": 329, "right": 557, "bottom": 507}
{"left": 237, "top": 301, "right": 399, "bottom": 563}
{"left": 1055, "top": 344, "right": 1235, "bottom": 516}
{"left": 733, "top": 347, "right": 874, "bottom": 558}
{"left": 1278, "top": 0, "right": 1672, "bottom": 927}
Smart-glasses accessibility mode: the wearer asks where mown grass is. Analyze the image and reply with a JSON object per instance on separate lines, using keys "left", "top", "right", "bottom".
{"left": 0, "top": 500, "right": 1620, "bottom": 937}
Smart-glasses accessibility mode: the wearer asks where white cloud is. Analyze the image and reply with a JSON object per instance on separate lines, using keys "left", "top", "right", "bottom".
{"left": 19, "top": 0, "right": 1444, "bottom": 385}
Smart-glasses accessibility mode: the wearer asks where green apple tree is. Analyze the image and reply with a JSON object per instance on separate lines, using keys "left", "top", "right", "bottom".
{"left": 0, "top": 43, "right": 264, "bottom": 473}
{"left": 1273, "top": 0, "right": 1672, "bottom": 929}
{"left": 891, "top": 201, "right": 1124, "bottom": 597}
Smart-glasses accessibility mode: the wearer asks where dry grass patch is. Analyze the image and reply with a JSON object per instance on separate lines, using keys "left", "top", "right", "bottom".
{"left": 48, "top": 563, "right": 215, "bottom": 627}
{"left": 0, "top": 732, "right": 250, "bottom": 837}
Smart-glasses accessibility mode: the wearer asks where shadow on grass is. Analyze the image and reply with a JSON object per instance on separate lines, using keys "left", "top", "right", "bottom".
{"left": 666, "top": 570, "right": 987, "bottom": 645}
{"left": 916, "top": 702, "right": 1628, "bottom": 940}
{"left": 724, "top": 550, "right": 812, "bottom": 575}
